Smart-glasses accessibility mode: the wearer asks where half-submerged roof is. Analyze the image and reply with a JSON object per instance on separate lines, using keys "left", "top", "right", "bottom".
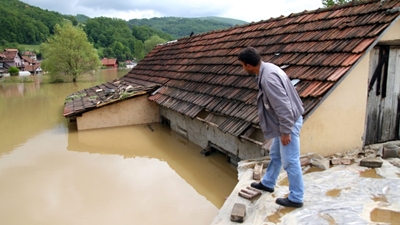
{"left": 63, "top": 0, "right": 400, "bottom": 137}
{"left": 125, "top": 0, "right": 400, "bottom": 136}
{"left": 63, "top": 78, "right": 160, "bottom": 117}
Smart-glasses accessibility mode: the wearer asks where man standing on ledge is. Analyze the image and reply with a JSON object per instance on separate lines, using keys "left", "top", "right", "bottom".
{"left": 238, "top": 47, "right": 305, "bottom": 208}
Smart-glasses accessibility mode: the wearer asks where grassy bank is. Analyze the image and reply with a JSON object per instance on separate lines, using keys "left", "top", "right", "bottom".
{"left": 19, "top": 44, "right": 41, "bottom": 52}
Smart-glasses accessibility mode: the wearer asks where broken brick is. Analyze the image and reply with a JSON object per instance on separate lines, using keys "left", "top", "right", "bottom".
{"left": 253, "top": 163, "right": 263, "bottom": 180}
{"left": 382, "top": 144, "right": 399, "bottom": 159}
{"left": 230, "top": 203, "right": 246, "bottom": 223}
{"left": 331, "top": 158, "right": 352, "bottom": 165}
{"left": 359, "top": 158, "right": 383, "bottom": 168}
{"left": 238, "top": 186, "right": 261, "bottom": 200}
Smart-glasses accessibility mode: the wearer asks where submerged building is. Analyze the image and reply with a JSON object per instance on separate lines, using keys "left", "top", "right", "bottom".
{"left": 63, "top": 0, "right": 400, "bottom": 162}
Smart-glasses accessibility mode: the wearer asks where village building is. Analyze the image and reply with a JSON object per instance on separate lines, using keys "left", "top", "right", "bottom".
{"left": 101, "top": 58, "right": 119, "bottom": 69}
{"left": 126, "top": 60, "right": 137, "bottom": 69}
{"left": 22, "top": 56, "right": 42, "bottom": 74}
{"left": 63, "top": 0, "right": 400, "bottom": 162}
{"left": 0, "top": 49, "right": 25, "bottom": 74}
{"left": 22, "top": 51, "right": 37, "bottom": 61}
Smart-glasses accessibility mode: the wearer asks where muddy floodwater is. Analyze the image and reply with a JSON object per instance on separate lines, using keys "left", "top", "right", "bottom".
{"left": 0, "top": 70, "right": 237, "bottom": 225}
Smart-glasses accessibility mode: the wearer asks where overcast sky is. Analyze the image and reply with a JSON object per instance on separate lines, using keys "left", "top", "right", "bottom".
{"left": 22, "top": 0, "right": 324, "bottom": 23}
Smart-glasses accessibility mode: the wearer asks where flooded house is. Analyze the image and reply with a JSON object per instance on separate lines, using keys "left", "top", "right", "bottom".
{"left": 63, "top": 0, "right": 400, "bottom": 163}
{"left": 0, "top": 49, "right": 26, "bottom": 74}
{"left": 101, "top": 58, "right": 119, "bottom": 69}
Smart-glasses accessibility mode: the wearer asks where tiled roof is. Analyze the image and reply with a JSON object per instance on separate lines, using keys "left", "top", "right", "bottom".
{"left": 3, "top": 50, "right": 18, "bottom": 61}
{"left": 22, "top": 51, "right": 36, "bottom": 56}
{"left": 63, "top": 0, "right": 400, "bottom": 137}
{"left": 22, "top": 56, "right": 36, "bottom": 64}
{"left": 127, "top": 0, "right": 400, "bottom": 136}
{"left": 24, "top": 63, "right": 41, "bottom": 73}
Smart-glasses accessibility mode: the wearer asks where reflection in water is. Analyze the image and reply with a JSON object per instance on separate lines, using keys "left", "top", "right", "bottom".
{"left": 0, "top": 70, "right": 237, "bottom": 225}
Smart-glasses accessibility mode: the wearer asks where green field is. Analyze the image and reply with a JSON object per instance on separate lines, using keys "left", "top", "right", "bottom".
{"left": 19, "top": 44, "right": 41, "bottom": 52}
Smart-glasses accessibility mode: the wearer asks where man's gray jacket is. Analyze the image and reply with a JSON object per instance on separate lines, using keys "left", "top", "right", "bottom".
{"left": 256, "top": 62, "right": 304, "bottom": 140}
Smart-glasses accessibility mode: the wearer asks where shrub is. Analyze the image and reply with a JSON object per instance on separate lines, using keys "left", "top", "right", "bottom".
{"left": 8, "top": 66, "right": 19, "bottom": 76}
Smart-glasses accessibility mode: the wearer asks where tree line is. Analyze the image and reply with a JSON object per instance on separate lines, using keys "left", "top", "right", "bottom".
{"left": 0, "top": 0, "right": 243, "bottom": 62}
{"left": 85, "top": 17, "right": 173, "bottom": 61}
{"left": 128, "top": 17, "right": 246, "bottom": 40}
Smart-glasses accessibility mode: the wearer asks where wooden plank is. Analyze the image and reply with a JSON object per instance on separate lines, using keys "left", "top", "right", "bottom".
{"left": 394, "top": 48, "right": 400, "bottom": 140}
{"left": 365, "top": 47, "right": 380, "bottom": 144}
{"left": 380, "top": 47, "right": 397, "bottom": 141}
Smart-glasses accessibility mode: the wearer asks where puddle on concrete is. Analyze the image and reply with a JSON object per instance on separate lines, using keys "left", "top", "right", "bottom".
{"left": 370, "top": 208, "right": 400, "bottom": 224}
{"left": 325, "top": 187, "right": 350, "bottom": 197}
{"left": 360, "top": 168, "right": 383, "bottom": 178}
{"left": 326, "top": 188, "right": 341, "bottom": 197}
{"left": 372, "top": 194, "right": 388, "bottom": 203}
{"left": 265, "top": 207, "right": 295, "bottom": 224}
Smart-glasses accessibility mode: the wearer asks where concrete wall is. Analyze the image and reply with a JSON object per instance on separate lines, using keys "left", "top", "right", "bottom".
{"left": 160, "top": 107, "right": 263, "bottom": 160}
{"left": 77, "top": 95, "right": 159, "bottom": 130}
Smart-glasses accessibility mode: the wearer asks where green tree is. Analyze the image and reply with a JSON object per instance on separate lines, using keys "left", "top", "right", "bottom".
{"left": 8, "top": 66, "right": 19, "bottom": 76}
{"left": 322, "top": 0, "right": 362, "bottom": 7}
{"left": 132, "top": 39, "right": 145, "bottom": 60}
{"left": 144, "top": 35, "right": 166, "bottom": 55}
{"left": 40, "top": 24, "right": 101, "bottom": 82}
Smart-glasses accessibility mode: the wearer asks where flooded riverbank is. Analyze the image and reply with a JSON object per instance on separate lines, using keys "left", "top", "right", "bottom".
{"left": 0, "top": 70, "right": 237, "bottom": 225}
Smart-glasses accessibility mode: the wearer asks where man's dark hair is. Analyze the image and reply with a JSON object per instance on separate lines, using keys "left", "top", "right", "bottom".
{"left": 238, "top": 47, "right": 261, "bottom": 66}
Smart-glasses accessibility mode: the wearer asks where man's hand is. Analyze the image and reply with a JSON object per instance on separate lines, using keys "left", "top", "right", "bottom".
{"left": 281, "top": 134, "right": 291, "bottom": 146}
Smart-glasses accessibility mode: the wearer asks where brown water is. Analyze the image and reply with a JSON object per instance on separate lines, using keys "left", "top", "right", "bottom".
{"left": 360, "top": 168, "right": 383, "bottom": 179}
{"left": 0, "top": 70, "right": 237, "bottom": 225}
{"left": 370, "top": 208, "right": 400, "bottom": 224}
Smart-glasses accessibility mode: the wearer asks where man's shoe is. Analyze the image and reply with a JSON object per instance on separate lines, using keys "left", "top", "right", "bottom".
{"left": 250, "top": 182, "right": 274, "bottom": 192}
{"left": 275, "top": 197, "right": 303, "bottom": 208}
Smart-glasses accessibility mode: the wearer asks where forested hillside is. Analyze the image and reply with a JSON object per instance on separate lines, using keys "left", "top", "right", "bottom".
{"left": 84, "top": 17, "right": 173, "bottom": 61}
{"left": 128, "top": 17, "right": 246, "bottom": 39}
{"left": 0, "top": 0, "right": 77, "bottom": 44}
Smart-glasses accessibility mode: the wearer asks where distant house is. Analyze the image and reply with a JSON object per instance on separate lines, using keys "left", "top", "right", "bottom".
{"left": 22, "top": 51, "right": 37, "bottom": 61}
{"left": 0, "top": 53, "right": 6, "bottom": 74}
{"left": 126, "top": 60, "right": 137, "bottom": 69}
{"left": 24, "top": 64, "right": 42, "bottom": 74}
{"left": 63, "top": 1, "right": 400, "bottom": 161}
{"left": 101, "top": 58, "right": 118, "bottom": 68}
{"left": 22, "top": 56, "right": 42, "bottom": 74}
{"left": 0, "top": 49, "right": 25, "bottom": 74}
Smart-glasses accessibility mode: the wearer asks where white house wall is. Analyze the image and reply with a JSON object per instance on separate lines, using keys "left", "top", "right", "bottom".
{"left": 160, "top": 107, "right": 263, "bottom": 160}
{"left": 77, "top": 95, "right": 160, "bottom": 130}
